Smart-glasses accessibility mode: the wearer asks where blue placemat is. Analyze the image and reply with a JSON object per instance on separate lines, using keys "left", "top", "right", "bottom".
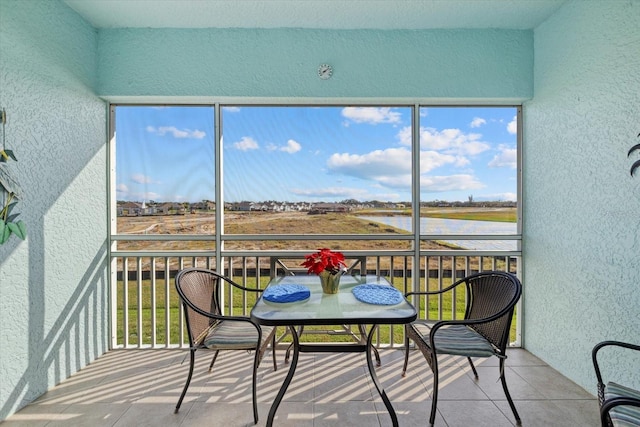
{"left": 263, "top": 284, "right": 310, "bottom": 304}
{"left": 352, "top": 284, "right": 404, "bottom": 305}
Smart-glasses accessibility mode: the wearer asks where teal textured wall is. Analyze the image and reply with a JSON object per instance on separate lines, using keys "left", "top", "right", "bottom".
{"left": 98, "top": 28, "right": 533, "bottom": 100}
{"left": 0, "top": 0, "right": 107, "bottom": 419}
{"left": 4, "top": 0, "right": 639, "bottom": 419}
{"left": 524, "top": 0, "right": 640, "bottom": 392}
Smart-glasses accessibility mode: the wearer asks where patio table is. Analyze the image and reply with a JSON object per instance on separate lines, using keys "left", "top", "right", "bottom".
{"left": 250, "top": 274, "right": 417, "bottom": 427}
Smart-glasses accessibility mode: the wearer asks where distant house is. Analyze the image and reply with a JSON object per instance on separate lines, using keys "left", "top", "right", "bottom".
{"left": 117, "top": 201, "right": 143, "bottom": 216}
{"left": 309, "top": 203, "right": 351, "bottom": 214}
{"left": 157, "top": 202, "right": 185, "bottom": 215}
{"left": 190, "top": 201, "right": 215, "bottom": 212}
{"left": 235, "top": 201, "right": 255, "bottom": 211}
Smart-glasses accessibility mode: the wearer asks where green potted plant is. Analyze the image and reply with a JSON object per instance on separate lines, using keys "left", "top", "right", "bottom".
{"left": 0, "top": 110, "right": 26, "bottom": 244}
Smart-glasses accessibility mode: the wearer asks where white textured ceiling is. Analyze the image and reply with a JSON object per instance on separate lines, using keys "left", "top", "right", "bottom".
{"left": 63, "top": 0, "right": 567, "bottom": 30}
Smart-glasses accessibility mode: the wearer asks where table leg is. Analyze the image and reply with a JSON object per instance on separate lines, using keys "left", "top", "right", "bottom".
{"left": 366, "top": 325, "right": 399, "bottom": 427}
{"left": 285, "top": 325, "right": 304, "bottom": 363}
{"left": 267, "top": 325, "right": 300, "bottom": 427}
{"left": 358, "top": 324, "right": 381, "bottom": 366}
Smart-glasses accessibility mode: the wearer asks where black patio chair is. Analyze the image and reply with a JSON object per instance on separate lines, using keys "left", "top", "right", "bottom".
{"left": 174, "top": 267, "right": 277, "bottom": 424}
{"left": 402, "top": 270, "right": 522, "bottom": 426}
{"left": 592, "top": 340, "right": 640, "bottom": 427}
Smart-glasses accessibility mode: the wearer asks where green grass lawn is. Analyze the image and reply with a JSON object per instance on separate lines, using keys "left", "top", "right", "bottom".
{"left": 116, "top": 208, "right": 518, "bottom": 346}
{"left": 421, "top": 208, "right": 517, "bottom": 223}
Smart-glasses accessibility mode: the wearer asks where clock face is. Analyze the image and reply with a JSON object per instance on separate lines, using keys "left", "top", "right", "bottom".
{"left": 318, "top": 64, "right": 332, "bottom": 79}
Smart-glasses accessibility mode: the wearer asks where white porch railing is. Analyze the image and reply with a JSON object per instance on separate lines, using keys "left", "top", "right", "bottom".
{"left": 109, "top": 250, "right": 521, "bottom": 350}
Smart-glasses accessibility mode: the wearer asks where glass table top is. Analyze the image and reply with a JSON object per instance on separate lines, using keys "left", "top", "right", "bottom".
{"left": 250, "top": 274, "right": 417, "bottom": 326}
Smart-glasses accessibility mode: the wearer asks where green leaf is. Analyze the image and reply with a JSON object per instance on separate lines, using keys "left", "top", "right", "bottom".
{"left": 4, "top": 201, "right": 17, "bottom": 216}
{"left": 0, "top": 220, "right": 10, "bottom": 244}
{"left": 3, "top": 150, "right": 17, "bottom": 161}
{"left": 8, "top": 220, "right": 26, "bottom": 240}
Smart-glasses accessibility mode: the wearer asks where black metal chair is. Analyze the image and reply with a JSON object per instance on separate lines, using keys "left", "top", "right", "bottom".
{"left": 402, "top": 270, "right": 522, "bottom": 426}
{"left": 174, "top": 267, "right": 277, "bottom": 424}
{"left": 592, "top": 340, "right": 640, "bottom": 427}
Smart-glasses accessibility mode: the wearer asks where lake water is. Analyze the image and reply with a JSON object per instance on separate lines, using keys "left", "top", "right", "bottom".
{"left": 358, "top": 216, "right": 518, "bottom": 251}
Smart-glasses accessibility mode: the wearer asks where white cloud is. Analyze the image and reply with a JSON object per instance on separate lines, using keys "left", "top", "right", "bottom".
{"left": 420, "top": 174, "right": 485, "bottom": 192}
{"left": 223, "top": 106, "right": 241, "bottom": 113}
{"left": 507, "top": 116, "right": 517, "bottom": 134}
{"left": 131, "top": 174, "right": 154, "bottom": 184}
{"left": 470, "top": 117, "right": 487, "bottom": 128}
{"left": 327, "top": 147, "right": 412, "bottom": 178}
{"left": 265, "top": 139, "right": 300, "bottom": 153}
{"left": 233, "top": 136, "right": 259, "bottom": 151}
{"left": 488, "top": 145, "right": 517, "bottom": 169}
{"left": 146, "top": 126, "right": 206, "bottom": 139}
{"left": 341, "top": 107, "right": 402, "bottom": 125}
{"left": 397, "top": 126, "right": 490, "bottom": 156}
{"left": 326, "top": 147, "right": 463, "bottom": 191}
{"left": 419, "top": 127, "right": 490, "bottom": 155}
{"left": 280, "top": 139, "right": 302, "bottom": 154}
{"left": 419, "top": 151, "right": 459, "bottom": 172}
{"left": 116, "top": 183, "right": 128, "bottom": 193}
{"left": 396, "top": 127, "right": 412, "bottom": 146}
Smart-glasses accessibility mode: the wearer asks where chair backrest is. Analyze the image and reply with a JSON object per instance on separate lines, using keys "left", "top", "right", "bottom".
{"left": 174, "top": 268, "right": 224, "bottom": 346}
{"left": 269, "top": 255, "right": 367, "bottom": 278}
{"left": 464, "top": 271, "right": 522, "bottom": 353}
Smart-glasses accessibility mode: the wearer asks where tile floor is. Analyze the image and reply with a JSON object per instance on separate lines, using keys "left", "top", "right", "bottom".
{"left": 2, "top": 348, "right": 599, "bottom": 426}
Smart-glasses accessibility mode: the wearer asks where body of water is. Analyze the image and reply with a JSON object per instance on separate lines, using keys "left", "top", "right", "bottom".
{"left": 359, "top": 216, "right": 518, "bottom": 251}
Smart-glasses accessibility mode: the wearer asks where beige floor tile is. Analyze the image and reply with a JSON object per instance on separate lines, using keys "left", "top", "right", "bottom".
{"left": 437, "top": 400, "right": 514, "bottom": 426}
{"left": 256, "top": 402, "right": 314, "bottom": 427}
{"left": 45, "top": 403, "right": 130, "bottom": 427}
{"left": 112, "top": 402, "right": 189, "bottom": 427}
{"left": 471, "top": 366, "right": 546, "bottom": 400}
{"left": 2, "top": 348, "right": 603, "bottom": 427}
{"left": 494, "top": 398, "right": 599, "bottom": 427}
{"left": 313, "top": 401, "right": 380, "bottom": 426}
{"left": 512, "top": 366, "right": 594, "bottom": 399}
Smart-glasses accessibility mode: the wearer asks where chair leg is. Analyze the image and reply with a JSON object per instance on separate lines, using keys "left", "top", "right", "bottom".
{"left": 467, "top": 356, "right": 479, "bottom": 378}
{"left": 429, "top": 354, "right": 439, "bottom": 426}
{"left": 252, "top": 347, "right": 261, "bottom": 424}
{"left": 208, "top": 350, "right": 220, "bottom": 372}
{"left": 175, "top": 348, "right": 196, "bottom": 414}
{"left": 499, "top": 358, "right": 521, "bottom": 425}
{"left": 402, "top": 333, "right": 410, "bottom": 376}
{"left": 271, "top": 333, "right": 278, "bottom": 371}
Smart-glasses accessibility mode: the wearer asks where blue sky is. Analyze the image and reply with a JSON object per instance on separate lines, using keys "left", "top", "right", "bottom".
{"left": 115, "top": 105, "right": 517, "bottom": 203}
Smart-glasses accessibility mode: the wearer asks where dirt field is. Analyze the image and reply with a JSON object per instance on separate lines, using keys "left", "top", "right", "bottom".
{"left": 115, "top": 210, "right": 448, "bottom": 252}
{"left": 114, "top": 210, "right": 515, "bottom": 274}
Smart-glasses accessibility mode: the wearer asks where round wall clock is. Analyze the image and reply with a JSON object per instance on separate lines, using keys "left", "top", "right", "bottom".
{"left": 318, "top": 64, "right": 333, "bottom": 80}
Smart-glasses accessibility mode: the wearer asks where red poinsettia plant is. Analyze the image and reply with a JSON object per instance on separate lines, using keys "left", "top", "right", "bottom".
{"left": 301, "top": 248, "right": 347, "bottom": 275}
